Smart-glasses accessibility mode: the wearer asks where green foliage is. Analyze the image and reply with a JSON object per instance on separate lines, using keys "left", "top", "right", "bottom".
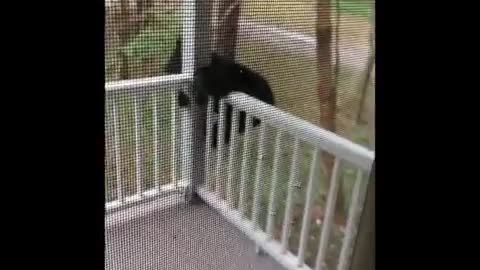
{"left": 339, "top": 0, "right": 373, "bottom": 19}
{"left": 122, "top": 11, "right": 181, "bottom": 76}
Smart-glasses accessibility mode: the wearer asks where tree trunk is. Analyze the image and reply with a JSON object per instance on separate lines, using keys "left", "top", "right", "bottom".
{"left": 366, "top": 17, "right": 375, "bottom": 151}
{"left": 356, "top": 52, "right": 375, "bottom": 124}
{"left": 356, "top": 18, "right": 375, "bottom": 125}
{"left": 316, "top": 0, "right": 345, "bottom": 218}
{"left": 367, "top": 82, "right": 375, "bottom": 150}
{"left": 212, "top": 0, "right": 241, "bottom": 60}
{"left": 356, "top": 10, "right": 375, "bottom": 150}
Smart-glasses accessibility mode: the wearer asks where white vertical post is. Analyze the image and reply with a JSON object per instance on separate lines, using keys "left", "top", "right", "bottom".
{"left": 215, "top": 99, "right": 226, "bottom": 196}
{"left": 337, "top": 169, "right": 365, "bottom": 270}
{"left": 281, "top": 138, "right": 301, "bottom": 252}
{"left": 153, "top": 93, "right": 160, "bottom": 192}
{"left": 266, "top": 130, "right": 283, "bottom": 239}
{"left": 182, "top": 0, "right": 196, "bottom": 75}
{"left": 186, "top": 0, "right": 210, "bottom": 198}
{"left": 205, "top": 97, "right": 215, "bottom": 190}
{"left": 180, "top": 0, "right": 195, "bottom": 190}
{"left": 226, "top": 108, "right": 240, "bottom": 207}
{"left": 179, "top": 85, "right": 193, "bottom": 188}
{"left": 238, "top": 115, "right": 254, "bottom": 215}
{"left": 251, "top": 124, "right": 267, "bottom": 229}
{"left": 297, "top": 148, "right": 320, "bottom": 266}
{"left": 112, "top": 100, "right": 123, "bottom": 203}
{"left": 134, "top": 95, "right": 143, "bottom": 197}
{"left": 315, "top": 158, "right": 343, "bottom": 270}
{"left": 105, "top": 102, "right": 112, "bottom": 200}
{"left": 171, "top": 92, "right": 178, "bottom": 187}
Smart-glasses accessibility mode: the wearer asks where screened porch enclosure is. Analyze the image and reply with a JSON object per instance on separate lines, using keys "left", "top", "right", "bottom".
{"left": 105, "top": 0, "right": 375, "bottom": 270}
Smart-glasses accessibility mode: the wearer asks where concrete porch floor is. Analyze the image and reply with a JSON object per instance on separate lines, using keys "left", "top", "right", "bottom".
{"left": 105, "top": 195, "right": 285, "bottom": 270}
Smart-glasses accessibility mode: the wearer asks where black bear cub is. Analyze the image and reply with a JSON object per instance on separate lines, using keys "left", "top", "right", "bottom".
{"left": 175, "top": 52, "right": 275, "bottom": 149}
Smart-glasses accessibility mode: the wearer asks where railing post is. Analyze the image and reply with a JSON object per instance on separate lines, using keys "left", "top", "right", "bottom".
{"left": 349, "top": 161, "right": 375, "bottom": 270}
{"left": 185, "top": 0, "right": 213, "bottom": 203}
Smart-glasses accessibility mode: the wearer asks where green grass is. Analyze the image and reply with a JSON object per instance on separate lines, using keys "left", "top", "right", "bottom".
{"left": 243, "top": 0, "right": 373, "bottom": 37}
{"left": 339, "top": 0, "right": 373, "bottom": 19}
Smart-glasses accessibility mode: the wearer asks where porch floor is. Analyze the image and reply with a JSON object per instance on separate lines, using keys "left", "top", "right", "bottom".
{"left": 105, "top": 195, "right": 285, "bottom": 270}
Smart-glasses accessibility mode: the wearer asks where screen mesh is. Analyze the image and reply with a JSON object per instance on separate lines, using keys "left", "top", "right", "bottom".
{"left": 105, "top": 1, "right": 374, "bottom": 270}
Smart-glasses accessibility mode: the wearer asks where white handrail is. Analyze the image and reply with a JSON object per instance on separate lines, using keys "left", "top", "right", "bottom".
{"left": 105, "top": 74, "right": 192, "bottom": 92}
{"left": 226, "top": 92, "right": 374, "bottom": 170}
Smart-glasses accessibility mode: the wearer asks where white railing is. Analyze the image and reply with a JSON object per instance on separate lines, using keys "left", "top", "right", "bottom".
{"left": 105, "top": 74, "right": 193, "bottom": 212}
{"left": 104, "top": 0, "right": 196, "bottom": 213}
{"left": 104, "top": 77, "right": 374, "bottom": 269}
{"left": 198, "top": 92, "right": 374, "bottom": 270}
